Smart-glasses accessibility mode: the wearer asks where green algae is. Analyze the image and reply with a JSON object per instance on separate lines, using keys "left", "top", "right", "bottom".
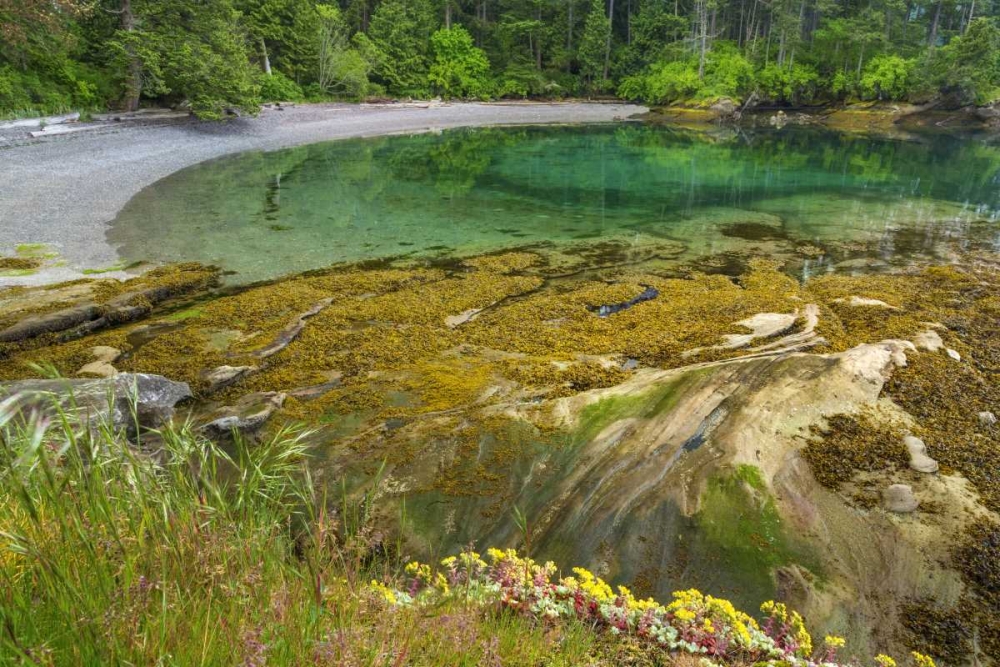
{"left": 691, "top": 465, "right": 822, "bottom": 607}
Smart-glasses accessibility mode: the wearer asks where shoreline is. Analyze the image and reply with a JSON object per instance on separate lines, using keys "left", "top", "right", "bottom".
{"left": 0, "top": 101, "right": 645, "bottom": 287}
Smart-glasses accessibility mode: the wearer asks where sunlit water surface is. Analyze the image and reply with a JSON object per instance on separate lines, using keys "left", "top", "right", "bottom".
{"left": 108, "top": 124, "right": 1000, "bottom": 283}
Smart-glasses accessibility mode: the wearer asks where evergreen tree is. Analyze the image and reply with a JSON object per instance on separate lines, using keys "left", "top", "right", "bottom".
{"left": 579, "top": 0, "right": 609, "bottom": 88}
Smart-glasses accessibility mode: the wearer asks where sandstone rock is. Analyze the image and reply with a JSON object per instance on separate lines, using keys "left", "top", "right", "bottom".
{"left": 201, "top": 365, "right": 258, "bottom": 393}
{"left": 978, "top": 411, "right": 997, "bottom": 427}
{"left": 913, "top": 329, "right": 945, "bottom": 352}
{"left": 200, "top": 392, "right": 286, "bottom": 436}
{"left": 76, "top": 346, "right": 122, "bottom": 378}
{"left": 721, "top": 312, "right": 798, "bottom": 349}
{"left": 0, "top": 373, "right": 191, "bottom": 433}
{"left": 832, "top": 296, "right": 899, "bottom": 309}
{"left": 883, "top": 484, "right": 919, "bottom": 513}
{"left": 903, "top": 435, "right": 939, "bottom": 473}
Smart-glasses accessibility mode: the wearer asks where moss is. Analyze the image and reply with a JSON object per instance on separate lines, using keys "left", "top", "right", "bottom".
{"left": 692, "top": 464, "right": 821, "bottom": 605}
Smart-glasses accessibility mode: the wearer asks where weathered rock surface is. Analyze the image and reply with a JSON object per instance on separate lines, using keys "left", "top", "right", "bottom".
{"left": 903, "top": 435, "right": 940, "bottom": 473}
{"left": 883, "top": 484, "right": 919, "bottom": 513}
{"left": 832, "top": 296, "right": 900, "bottom": 309}
{"left": 201, "top": 365, "right": 258, "bottom": 393}
{"left": 913, "top": 329, "right": 945, "bottom": 352}
{"left": 0, "top": 373, "right": 191, "bottom": 432}
{"left": 200, "top": 392, "right": 286, "bottom": 436}
{"left": 76, "top": 346, "right": 122, "bottom": 378}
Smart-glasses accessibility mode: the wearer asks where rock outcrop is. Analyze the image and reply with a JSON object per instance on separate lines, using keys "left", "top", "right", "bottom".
{"left": 0, "top": 373, "right": 191, "bottom": 433}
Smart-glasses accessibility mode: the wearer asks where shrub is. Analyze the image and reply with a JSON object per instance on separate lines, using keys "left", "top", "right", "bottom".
{"left": 859, "top": 55, "right": 914, "bottom": 101}
{"left": 427, "top": 26, "right": 494, "bottom": 99}
{"left": 757, "top": 63, "right": 820, "bottom": 104}
{"left": 644, "top": 60, "right": 702, "bottom": 103}
{"left": 258, "top": 70, "right": 304, "bottom": 102}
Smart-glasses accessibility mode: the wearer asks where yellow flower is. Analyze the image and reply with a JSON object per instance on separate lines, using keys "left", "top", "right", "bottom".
{"left": 440, "top": 556, "right": 457, "bottom": 569}
{"left": 875, "top": 655, "right": 897, "bottom": 667}
{"left": 911, "top": 652, "right": 936, "bottom": 667}
{"left": 674, "top": 608, "right": 697, "bottom": 623}
{"left": 369, "top": 580, "right": 397, "bottom": 604}
{"left": 824, "top": 635, "right": 846, "bottom": 649}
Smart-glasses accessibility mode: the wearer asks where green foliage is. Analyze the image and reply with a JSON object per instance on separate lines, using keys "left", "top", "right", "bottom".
{"left": 702, "top": 43, "right": 755, "bottom": 101}
{"left": 259, "top": 70, "right": 304, "bottom": 101}
{"left": 578, "top": 0, "right": 610, "bottom": 88}
{"left": 931, "top": 18, "right": 1000, "bottom": 105}
{"left": 859, "top": 54, "right": 914, "bottom": 101}
{"left": 619, "top": 44, "right": 754, "bottom": 105}
{"left": 428, "top": 26, "right": 493, "bottom": 99}
{"left": 316, "top": 5, "right": 371, "bottom": 99}
{"left": 756, "top": 63, "right": 820, "bottom": 105}
{"left": 366, "top": 0, "right": 436, "bottom": 96}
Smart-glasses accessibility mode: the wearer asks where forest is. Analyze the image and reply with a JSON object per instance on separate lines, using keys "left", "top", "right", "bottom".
{"left": 2, "top": 0, "right": 1000, "bottom": 119}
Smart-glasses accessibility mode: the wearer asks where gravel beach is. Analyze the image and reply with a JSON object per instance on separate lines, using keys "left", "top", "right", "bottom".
{"left": 0, "top": 101, "right": 645, "bottom": 286}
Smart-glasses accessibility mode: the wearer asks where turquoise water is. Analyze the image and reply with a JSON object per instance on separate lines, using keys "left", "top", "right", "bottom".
{"left": 108, "top": 124, "right": 1000, "bottom": 283}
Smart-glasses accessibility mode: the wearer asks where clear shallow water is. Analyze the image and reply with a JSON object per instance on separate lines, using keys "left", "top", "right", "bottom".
{"left": 108, "top": 124, "right": 1000, "bottom": 283}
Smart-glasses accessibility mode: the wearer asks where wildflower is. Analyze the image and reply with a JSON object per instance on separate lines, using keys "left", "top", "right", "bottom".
{"left": 824, "top": 635, "right": 846, "bottom": 649}
{"left": 875, "top": 655, "right": 897, "bottom": 667}
{"left": 911, "top": 652, "right": 936, "bottom": 667}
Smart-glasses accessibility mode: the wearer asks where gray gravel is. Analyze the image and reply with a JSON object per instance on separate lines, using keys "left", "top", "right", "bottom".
{"left": 0, "top": 101, "right": 645, "bottom": 287}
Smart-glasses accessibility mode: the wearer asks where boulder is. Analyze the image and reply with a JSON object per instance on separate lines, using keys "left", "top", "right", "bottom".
{"left": 978, "top": 411, "right": 997, "bottom": 427}
{"left": 0, "top": 373, "right": 191, "bottom": 433}
{"left": 946, "top": 348, "right": 962, "bottom": 362}
{"left": 883, "top": 484, "right": 919, "bottom": 513}
{"left": 200, "top": 392, "right": 286, "bottom": 436}
{"left": 903, "top": 435, "right": 939, "bottom": 473}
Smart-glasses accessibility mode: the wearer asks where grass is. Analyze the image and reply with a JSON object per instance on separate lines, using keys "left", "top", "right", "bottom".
{"left": 0, "top": 391, "right": 661, "bottom": 666}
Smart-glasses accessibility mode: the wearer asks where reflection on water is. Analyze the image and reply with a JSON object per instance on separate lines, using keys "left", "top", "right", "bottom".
{"left": 108, "top": 125, "right": 1000, "bottom": 283}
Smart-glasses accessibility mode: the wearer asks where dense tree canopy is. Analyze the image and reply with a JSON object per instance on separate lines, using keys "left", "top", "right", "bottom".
{"left": 2, "top": 0, "right": 1000, "bottom": 118}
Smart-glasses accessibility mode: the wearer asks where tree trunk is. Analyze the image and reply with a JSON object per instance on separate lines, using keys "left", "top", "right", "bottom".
{"left": 121, "top": 0, "right": 141, "bottom": 112}
{"left": 698, "top": 0, "right": 708, "bottom": 79}
{"left": 536, "top": 3, "right": 543, "bottom": 69}
{"left": 445, "top": 1, "right": 452, "bottom": 29}
{"left": 260, "top": 37, "right": 272, "bottom": 76}
{"left": 603, "top": 0, "right": 615, "bottom": 81}
{"left": 965, "top": 0, "right": 976, "bottom": 32}
{"left": 567, "top": 0, "right": 574, "bottom": 50}
{"left": 928, "top": 0, "right": 942, "bottom": 47}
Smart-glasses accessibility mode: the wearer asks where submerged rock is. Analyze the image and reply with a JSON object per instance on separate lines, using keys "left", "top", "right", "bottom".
{"left": 903, "top": 435, "right": 939, "bottom": 473}
{"left": 883, "top": 484, "right": 919, "bottom": 513}
{"left": 201, "top": 365, "right": 258, "bottom": 393}
{"left": 0, "top": 373, "right": 191, "bottom": 433}
{"left": 200, "top": 392, "right": 286, "bottom": 436}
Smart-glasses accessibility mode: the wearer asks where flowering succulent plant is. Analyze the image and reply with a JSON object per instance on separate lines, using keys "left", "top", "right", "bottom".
{"left": 373, "top": 547, "right": 937, "bottom": 667}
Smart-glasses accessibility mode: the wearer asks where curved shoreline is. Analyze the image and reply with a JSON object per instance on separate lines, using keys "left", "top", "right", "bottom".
{"left": 0, "top": 101, "right": 645, "bottom": 287}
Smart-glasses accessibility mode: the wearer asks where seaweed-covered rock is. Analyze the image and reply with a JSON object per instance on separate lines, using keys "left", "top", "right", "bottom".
{"left": 0, "top": 373, "right": 191, "bottom": 432}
